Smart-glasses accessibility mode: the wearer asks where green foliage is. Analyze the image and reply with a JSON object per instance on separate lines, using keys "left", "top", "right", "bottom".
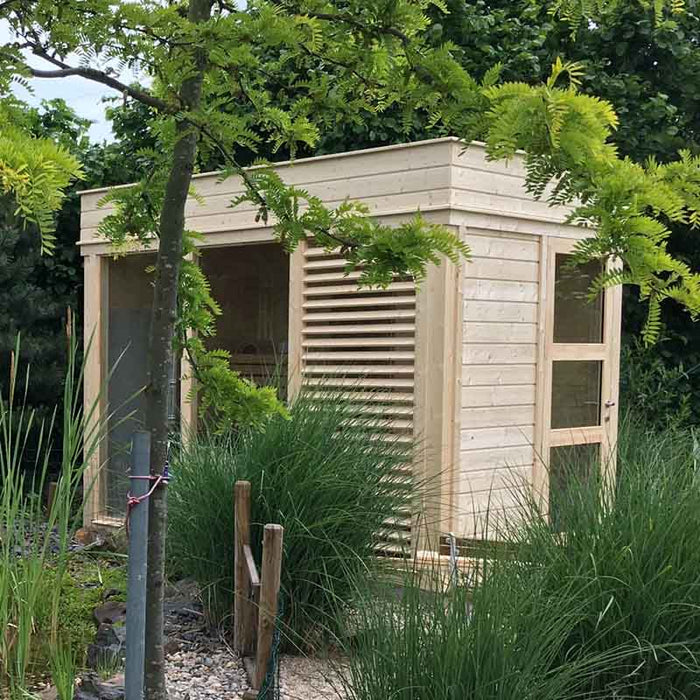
{"left": 231, "top": 167, "right": 469, "bottom": 286}
{"left": 340, "top": 417, "right": 700, "bottom": 699}
{"left": 341, "top": 564, "right": 621, "bottom": 700}
{"left": 0, "top": 99, "right": 114, "bottom": 477}
{"left": 47, "top": 559, "right": 127, "bottom": 663}
{"left": 176, "top": 232, "right": 288, "bottom": 432}
{"left": 479, "top": 57, "right": 700, "bottom": 342}
{"left": 620, "top": 336, "right": 698, "bottom": 429}
{"left": 48, "top": 639, "right": 77, "bottom": 700}
{"left": 168, "top": 390, "right": 413, "bottom": 649}
{"left": 0, "top": 99, "right": 83, "bottom": 254}
{"left": 4, "top": 0, "right": 697, "bottom": 406}
{"left": 0, "top": 331, "right": 103, "bottom": 694}
{"left": 550, "top": 0, "right": 685, "bottom": 29}
{"left": 423, "top": 0, "right": 700, "bottom": 414}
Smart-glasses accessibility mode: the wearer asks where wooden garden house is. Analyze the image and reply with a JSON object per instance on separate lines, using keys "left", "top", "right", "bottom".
{"left": 79, "top": 137, "right": 622, "bottom": 548}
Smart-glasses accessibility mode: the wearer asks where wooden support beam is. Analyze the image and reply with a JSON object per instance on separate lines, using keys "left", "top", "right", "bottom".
{"left": 243, "top": 544, "right": 260, "bottom": 589}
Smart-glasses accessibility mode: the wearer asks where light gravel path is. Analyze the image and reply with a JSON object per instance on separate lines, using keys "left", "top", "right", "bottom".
{"left": 166, "top": 646, "right": 345, "bottom": 700}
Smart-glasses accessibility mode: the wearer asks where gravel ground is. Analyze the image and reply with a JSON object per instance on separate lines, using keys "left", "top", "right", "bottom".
{"left": 166, "top": 647, "right": 344, "bottom": 700}
{"left": 162, "top": 579, "right": 345, "bottom": 700}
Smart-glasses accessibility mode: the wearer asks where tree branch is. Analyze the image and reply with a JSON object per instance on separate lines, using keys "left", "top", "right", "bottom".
{"left": 25, "top": 43, "right": 172, "bottom": 113}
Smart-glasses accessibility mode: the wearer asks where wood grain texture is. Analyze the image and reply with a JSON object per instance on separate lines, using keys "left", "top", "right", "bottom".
{"left": 234, "top": 481, "right": 256, "bottom": 657}
{"left": 254, "top": 524, "right": 284, "bottom": 690}
{"left": 458, "top": 232, "right": 541, "bottom": 538}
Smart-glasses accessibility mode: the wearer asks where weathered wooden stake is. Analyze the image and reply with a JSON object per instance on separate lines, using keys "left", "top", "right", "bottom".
{"left": 47, "top": 481, "right": 58, "bottom": 515}
{"left": 254, "top": 524, "right": 284, "bottom": 691}
{"left": 234, "top": 480, "right": 255, "bottom": 655}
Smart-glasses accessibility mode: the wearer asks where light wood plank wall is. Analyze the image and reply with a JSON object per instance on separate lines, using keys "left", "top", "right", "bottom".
{"left": 458, "top": 229, "right": 541, "bottom": 536}
{"left": 79, "top": 139, "right": 457, "bottom": 245}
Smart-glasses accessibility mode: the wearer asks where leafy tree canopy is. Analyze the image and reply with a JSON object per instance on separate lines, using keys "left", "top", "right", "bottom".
{"left": 0, "top": 95, "right": 83, "bottom": 252}
{"left": 2, "top": 0, "right": 698, "bottom": 342}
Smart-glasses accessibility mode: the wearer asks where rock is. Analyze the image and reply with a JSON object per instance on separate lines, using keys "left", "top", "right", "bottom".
{"left": 164, "top": 638, "right": 181, "bottom": 655}
{"left": 102, "top": 588, "right": 122, "bottom": 601}
{"left": 94, "top": 600, "right": 127, "bottom": 625}
{"left": 113, "top": 623, "right": 126, "bottom": 645}
{"left": 86, "top": 623, "right": 124, "bottom": 670}
{"left": 74, "top": 673, "right": 124, "bottom": 700}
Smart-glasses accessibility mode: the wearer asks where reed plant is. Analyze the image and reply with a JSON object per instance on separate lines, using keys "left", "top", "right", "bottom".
{"left": 48, "top": 639, "right": 77, "bottom": 700}
{"left": 0, "top": 324, "right": 102, "bottom": 696}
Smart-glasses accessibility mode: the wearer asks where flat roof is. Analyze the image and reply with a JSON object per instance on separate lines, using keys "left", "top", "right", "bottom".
{"left": 77, "top": 136, "right": 484, "bottom": 197}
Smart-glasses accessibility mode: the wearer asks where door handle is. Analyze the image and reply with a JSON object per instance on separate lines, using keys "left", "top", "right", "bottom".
{"left": 605, "top": 400, "right": 616, "bottom": 408}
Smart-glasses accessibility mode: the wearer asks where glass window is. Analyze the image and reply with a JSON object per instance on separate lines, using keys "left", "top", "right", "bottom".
{"left": 107, "top": 254, "right": 154, "bottom": 515}
{"left": 551, "top": 360, "right": 602, "bottom": 429}
{"left": 549, "top": 443, "right": 600, "bottom": 530}
{"left": 553, "top": 254, "right": 604, "bottom": 343}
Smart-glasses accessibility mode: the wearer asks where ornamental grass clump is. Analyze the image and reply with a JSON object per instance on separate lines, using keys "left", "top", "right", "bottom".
{"left": 339, "top": 559, "right": 624, "bottom": 700}
{"left": 168, "top": 389, "right": 415, "bottom": 649}
{"left": 339, "top": 416, "right": 700, "bottom": 699}
{"left": 512, "top": 415, "right": 700, "bottom": 697}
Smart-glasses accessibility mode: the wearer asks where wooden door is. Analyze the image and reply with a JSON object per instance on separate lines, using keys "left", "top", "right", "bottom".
{"left": 536, "top": 237, "right": 622, "bottom": 522}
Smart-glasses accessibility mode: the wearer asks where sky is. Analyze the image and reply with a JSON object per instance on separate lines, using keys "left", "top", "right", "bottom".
{"left": 0, "top": 21, "right": 141, "bottom": 142}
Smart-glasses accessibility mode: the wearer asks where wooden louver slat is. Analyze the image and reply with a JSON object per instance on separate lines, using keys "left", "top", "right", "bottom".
{"left": 300, "top": 243, "right": 418, "bottom": 557}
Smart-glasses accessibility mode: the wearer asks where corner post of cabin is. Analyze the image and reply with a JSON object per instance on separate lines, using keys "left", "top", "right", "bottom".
{"left": 180, "top": 327, "right": 198, "bottom": 443}
{"left": 286, "top": 241, "right": 306, "bottom": 402}
{"left": 601, "top": 268, "right": 623, "bottom": 496}
{"left": 533, "top": 235, "right": 551, "bottom": 512}
{"left": 413, "top": 235, "right": 462, "bottom": 554}
{"left": 83, "top": 253, "right": 107, "bottom": 526}
{"left": 179, "top": 252, "right": 198, "bottom": 442}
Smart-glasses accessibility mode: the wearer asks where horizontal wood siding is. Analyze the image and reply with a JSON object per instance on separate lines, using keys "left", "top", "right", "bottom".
{"left": 450, "top": 147, "right": 575, "bottom": 224}
{"left": 458, "top": 230, "right": 540, "bottom": 537}
{"left": 80, "top": 140, "right": 455, "bottom": 242}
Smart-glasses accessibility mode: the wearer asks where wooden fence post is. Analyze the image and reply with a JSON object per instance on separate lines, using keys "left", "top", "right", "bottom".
{"left": 254, "top": 524, "right": 284, "bottom": 691}
{"left": 234, "top": 481, "right": 255, "bottom": 655}
{"left": 47, "top": 480, "right": 58, "bottom": 515}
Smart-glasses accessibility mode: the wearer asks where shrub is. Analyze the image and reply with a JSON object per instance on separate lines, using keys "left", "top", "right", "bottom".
{"left": 339, "top": 418, "right": 700, "bottom": 699}
{"left": 620, "top": 336, "right": 698, "bottom": 430}
{"left": 168, "top": 390, "right": 414, "bottom": 649}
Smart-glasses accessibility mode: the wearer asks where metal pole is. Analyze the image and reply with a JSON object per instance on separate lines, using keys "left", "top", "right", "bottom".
{"left": 125, "top": 431, "right": 150, "bottom": 700}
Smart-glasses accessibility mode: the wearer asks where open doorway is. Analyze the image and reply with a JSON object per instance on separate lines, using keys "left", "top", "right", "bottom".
{"left": 200, "top": 242, "right": 290, "bottom": 397}
{"left": 104, "top": 243, "right": 289, "bottom": 518}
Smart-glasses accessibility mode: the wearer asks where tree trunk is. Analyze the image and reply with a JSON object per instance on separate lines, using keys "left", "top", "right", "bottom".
{"left": 144, "top": 1, "right": 211, "bottom": 697}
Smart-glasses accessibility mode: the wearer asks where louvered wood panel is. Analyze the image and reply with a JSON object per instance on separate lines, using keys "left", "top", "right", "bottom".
{"left": 300, "top": 244, "right": 417, "bottom": 556}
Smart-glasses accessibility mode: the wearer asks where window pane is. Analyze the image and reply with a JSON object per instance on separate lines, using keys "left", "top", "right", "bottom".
{"left": 551, "top": 360, "right": 602, "bottom": 429}
{"left": 553, "top": 254, "right": 604, "bottom": 343}
{"left": 107, "top": 254, "right": 154, "bottom": 515}
{"left": 549, "top": 443, "right": 600, "bottom": 530}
